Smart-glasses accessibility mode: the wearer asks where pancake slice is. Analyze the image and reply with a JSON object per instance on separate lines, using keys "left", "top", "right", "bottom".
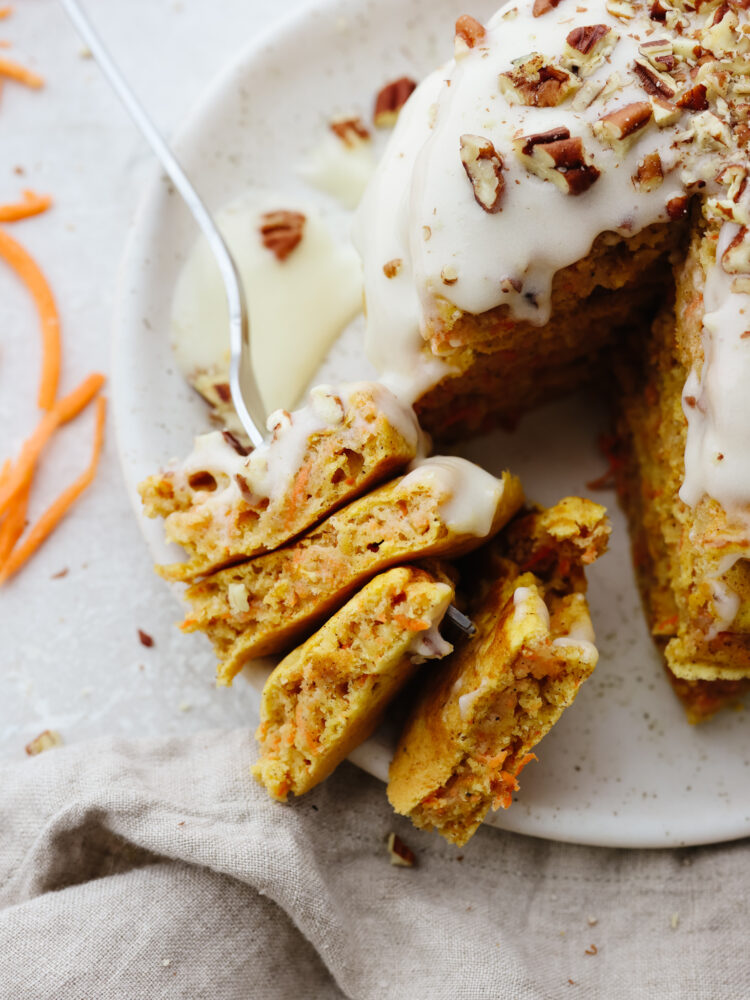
{"left": 387, "top": 497, "right": 609, "bottom": 846}
{"left": 183, "top": 457, "right": 524, "bottom": 684}
{"left": 139, "top": 382, "right": 420, "bottom": 582}
{"left": 253, "top": 566, "right": 454, "bottom": 801}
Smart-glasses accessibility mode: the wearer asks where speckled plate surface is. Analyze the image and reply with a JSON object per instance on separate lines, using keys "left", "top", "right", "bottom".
{"left": 113, "top": 0, "right": 750, "bottom": 848}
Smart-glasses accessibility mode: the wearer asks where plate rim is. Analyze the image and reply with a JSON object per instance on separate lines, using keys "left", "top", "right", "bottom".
{"left": 110, "top": 0, "right": 750, "bottom": 851}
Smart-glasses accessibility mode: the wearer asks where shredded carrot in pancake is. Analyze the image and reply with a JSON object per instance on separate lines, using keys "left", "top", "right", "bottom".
{"left": 0, "top": 56, "right": 43, "bottom": 88}
{"left": 0, "top": 189, "right": 52, "bottom": 222}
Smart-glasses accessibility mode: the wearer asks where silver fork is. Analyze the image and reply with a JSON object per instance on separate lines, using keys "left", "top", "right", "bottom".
{"left": 60, "top": 0, "right": 476, "bottom": 640}
{"left": 59, "top": 0, "right": 267, "bottom": 448}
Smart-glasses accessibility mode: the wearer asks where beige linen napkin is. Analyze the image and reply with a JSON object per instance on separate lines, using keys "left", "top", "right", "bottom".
{"left": 0, "top": 730, "right": 747, "bottom": 999}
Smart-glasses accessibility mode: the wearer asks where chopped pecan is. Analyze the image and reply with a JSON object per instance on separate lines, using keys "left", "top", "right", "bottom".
{"left": 441, "top": 265, "right": 459, "bottom": 285}
{"left": 387, "top": 832, "right": 416, "bottom": 867}
{"left": 455, "top": 14, "right": 486, "bottom": 54}
{"left": 676, "top": 83, "right": 708, "bottom": 110}
{"left": 499, "top": 54, "right": 580, "bottom": 106}
{"left": 606, "top": 0, "right": 634, "bottom": 19}
{"left": 138, "top": 629, "right": 155, "bottom": 648}
{"left": 722, "top": 227, "right": 750, "bottom": 274}
{"left": 639, "top": 38, "right": 675, "bottom": 72}
{"left": 383, "top": 258, "right": 403, "bottom": 278}
{"left": 514, "top": 128, "right": 600, "bottom": 194}
{"left": 25, "top": 730, "right": 63, "bottom": 756}
{"left": 330, "top": 116, "right": 371, "bottom": 146}
{"left": 533, "top": 0, "right": 563, "bottom": 16}
{"left": 666, "top": 195, "right": 689, "bottom": 219}
{"left": 715, "top": 164, "right": 747, "bottom": 203}
{"left": 592, "top": 101, "right": 653, "bottom": 152}
{"left": 633, "top": 151, "right": 664, "bottom": 191}
{"left": 564, "top": 24, "right": 618, "bottom": 76}
{"left": 460, "top": 134, "right": 505, "bottom": 212}
{"left": 651, "top": 96, "right": 681, "bottom": 126}
{"left": 650, "top": 0, "right": 668, "bottom": 20}
{"left": 374, "top": 77, "right": 417, "bottom": 128}
{"left": 259, "top": 210, "right": 306, "bottom": 262}
{"left": 633, "top": 58, "right": 676, "bottom": 98}
{"left": 222, "top": 430, "right": 251, "bottom": 456}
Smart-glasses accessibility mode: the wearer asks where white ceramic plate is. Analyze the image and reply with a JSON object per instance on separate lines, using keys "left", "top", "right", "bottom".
{"left": 112, "top": 0, "right": 750, "bottom": 848}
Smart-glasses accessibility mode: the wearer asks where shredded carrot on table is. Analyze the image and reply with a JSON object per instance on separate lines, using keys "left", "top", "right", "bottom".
{"left": 0, "top": 7, "right": 12, "bottom": 20}
{"left": 0, "top": 372, "right": 104, "bottom": 517}
{"left": 0, "top": 397, "right": 106, "bottom": 584}
{"left": 0, "top": 478, "right": 29, "bottom": 565}
{"left": 0, "top": 189, "right": 52, "bottom": 222}
{"left": 0, "top": 56, "right": 43, "bottom": 88}
{"left": 0, "top": 41, "right": 10, "bottom": 49}
{"left": 0, "top": 226, "right": 61, "bottom": 409}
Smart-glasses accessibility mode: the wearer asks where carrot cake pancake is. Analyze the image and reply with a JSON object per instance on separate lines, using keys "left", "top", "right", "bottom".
{"left": 183, "top": 457, "right": 523, "bottom": 684}
{"left": 139, "top": 382, "right": 420, "bottom": 582}
{"left": 387, "top": 498, "right": 610, "bottom": 845}
{"left": 354, "top": 2, "right": 750, "bottom": 714}
{"left": 253, "top": 566, "right": 454, "bottom": 801}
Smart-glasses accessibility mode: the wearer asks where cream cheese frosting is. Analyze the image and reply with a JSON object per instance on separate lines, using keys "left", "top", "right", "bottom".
{"left": 355, "top": 0, "right": 750, "bottom": 536}
{"left": 399, "top": 455, "right": 509, "bottom": 537}
{"left": 175, "top": 381, "right": 420, "bottom": 519}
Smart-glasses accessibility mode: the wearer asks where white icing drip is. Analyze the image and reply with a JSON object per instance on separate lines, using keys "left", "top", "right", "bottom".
{"left": 512, "top": 585, "right": 551, "bottom": 630}
{"left": 705, "top": 552, "right": 743, "bottom": 640}
{"left": 298, "top": 131, "right": 376, "bottom": 210}
{"left": 681, "top": 222, "right": 750, "bottom": 523}
{"left": 353, "top": 70, "right": 452, "bottom": 404}
{"left": 356, "top": 0, "right": 697, "bottom": 404}
{"left": 551, "top": 598, "right": 598, "bottom": 659}
{"left": 171, "top": 190, "right": 362, "bottom": 414}
{"left": 398, "top": 456, "right": 506, "bottom": 536}
{"left": 458, "top": 678, "right": 490, "bottom": 721}
{"left": 176, "top": 381, "right": 415, "bottom": 509}
{"left": 407, "top": 584, "right": 454, "bottom": 664}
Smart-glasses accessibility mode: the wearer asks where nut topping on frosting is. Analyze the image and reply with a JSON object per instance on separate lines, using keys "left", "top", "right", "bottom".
{"left": 638, "top": 37, "right": 675, "bottom": 73}
{"left": 605, "top": 0, "right": 635, "bottom": 20}
{"left": 514, "top": 127, "right": 600, "bottom": 194}
{"left": 499, "top": 53, "right": 581, "bottom": 106}
{"left": 633, "top": 57, "right": 677, "bottom": 99}
{"left": 592, "top": 101, "right": 653, "bottom": 153}
{"left": 259, "top": 211, "right": 306, "bottom": 262}
{"left": 532, "top": 0, "right": 563, "bottom": 17}
{"left": 460, "top": 134, "right": 506, "bottom": 212}
{"left": 633, "top": 150, "right": 664, "bottom": 191}
{"left": 563, "top": 24, "right": 618, "bottom": 77}
{"left": 721, "top": 227, "right": 750, "bottom": 275}
{"left": 666, "top": 195, "right": 689, "bottom": 219}
{"left": 455, "top": 14, "right": 487, "bottom": 55}
{"left": 650, "top": 96, "right": 681, "bottom": 126}
{"left": 676, "top": 84, "right": 709, "bottom": 111}
{"left": 383, "top": 258, "right": 403, "bottom": 278}
{"left": 374, "top": 77, "right": 418, "bottom": 128}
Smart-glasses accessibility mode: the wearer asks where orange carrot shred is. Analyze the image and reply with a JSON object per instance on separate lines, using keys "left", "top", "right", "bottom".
{"left": 0, "top": 397, "right": 106, "bottom": 584}
{"left": 0, "top": 189, "right": 52, "bottom": 222}
{"left": 0, "top": 478, "right": 30, "bottom": 565}
{"left": 0, "top": 7, "right": 12, "bottom": 20}
{"left": 0, "top": 226, "right": 61, "bottom": 409}
{"left": 0, "top": 372, "right": 105, "bottom": 517}
{"left": 0, "top": 56, "right": 43, "bottom": 88}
